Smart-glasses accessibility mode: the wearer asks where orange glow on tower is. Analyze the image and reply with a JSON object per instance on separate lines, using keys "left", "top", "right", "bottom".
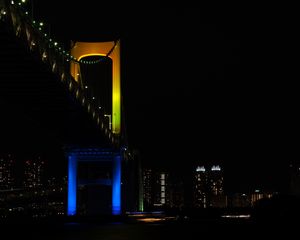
{"left": 70, "top": 41, "right": 121, "bottom": 135}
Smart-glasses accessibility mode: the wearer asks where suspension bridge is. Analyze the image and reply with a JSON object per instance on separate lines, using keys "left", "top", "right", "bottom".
{"left": 0, "top": 0, "right": 139, "bottom": 216}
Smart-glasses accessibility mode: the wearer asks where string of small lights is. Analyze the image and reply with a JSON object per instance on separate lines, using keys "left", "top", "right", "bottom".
{"left": 0, "top": 0, "right": 120, "bottom": 146}
{"left": 9, "top": 0, "right": 117, "bottom": 65}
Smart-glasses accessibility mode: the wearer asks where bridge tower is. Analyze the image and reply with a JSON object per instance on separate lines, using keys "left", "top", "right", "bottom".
{"left": 67, "top": 41, "right": 122, "bottom": 216}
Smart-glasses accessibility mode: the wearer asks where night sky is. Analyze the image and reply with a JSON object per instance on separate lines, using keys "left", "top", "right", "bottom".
{"left": 1, "top": 2, "right": 298, "bottom": 193}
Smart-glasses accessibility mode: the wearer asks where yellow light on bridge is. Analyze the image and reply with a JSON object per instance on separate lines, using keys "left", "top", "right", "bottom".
{"left": 70, "top": 41, "right": 121, "bottom": 135}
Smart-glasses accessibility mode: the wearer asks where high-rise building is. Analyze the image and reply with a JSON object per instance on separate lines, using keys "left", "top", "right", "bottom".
{"left": 169, "top": 179, "right": 184, "bottom": 209}
{"left": 142, "top": 168, "right": 171, "bottom": 210}
{"left": 153, "top": 172, "right": 169, "bottom": 207}
{"left": 122, "top": 148, "right": 142, "bottom": 212}
{"left": 143, "top": 168, "right": 153, "bottom": 210}
{"left": 289, "top": 162, "right": 300, "bottom": 196}
{"left": 0, "top": 154, "right": 15, "bottom": 189}
{"left": 193, "top": 166, "right": 208, "bottom": 208}
{"left": 193, "top": 164, "right": 226, "bottom": 208}
{"left": 208, "top": 165, "right": 227, "bottom": 208}
{"left": 209, "top": 165, "right": 224, "bottom": 195}
{"left": 24, "top": 156, "right": 45, "bottom": 188}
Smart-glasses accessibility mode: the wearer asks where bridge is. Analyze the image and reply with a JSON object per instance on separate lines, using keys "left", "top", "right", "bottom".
{"left": 0, "top": 0, "right": 139, "bottom": 216}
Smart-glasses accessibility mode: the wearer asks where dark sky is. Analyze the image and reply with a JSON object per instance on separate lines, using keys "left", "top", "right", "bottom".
{"left": 2, "top": 2, "right": 298, "bottom": 193}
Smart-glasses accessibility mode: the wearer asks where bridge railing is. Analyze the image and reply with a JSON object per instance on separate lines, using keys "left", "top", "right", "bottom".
{"left": 0, "top": 0, "right": 120, "bottom": 148}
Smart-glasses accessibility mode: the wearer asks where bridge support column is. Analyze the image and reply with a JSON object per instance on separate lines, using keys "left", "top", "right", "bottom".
{"left": 112, "top": 154, "right": 121, "bottom": 215}
{"left": 67, "top": 154, "right": 78, "bottom": 216}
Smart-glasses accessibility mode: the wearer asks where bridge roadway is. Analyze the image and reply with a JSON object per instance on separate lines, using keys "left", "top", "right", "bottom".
{"left": 0, "top": 18, "right": 112, "bottom": 151}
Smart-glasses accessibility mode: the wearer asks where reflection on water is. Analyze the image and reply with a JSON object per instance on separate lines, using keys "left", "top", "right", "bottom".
{"left": 0, "top": 215, "right": 298, "bottom": 240}
{"left": 221, "top": 214, "right": 251, "bottom": 219}
{"left": 136, "top": 216, "right": 176, "bottom": 223}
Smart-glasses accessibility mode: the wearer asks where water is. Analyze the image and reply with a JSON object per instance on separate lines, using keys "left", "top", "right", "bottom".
{"left": 0, "top": 218, "right": 297, "bottom": 239}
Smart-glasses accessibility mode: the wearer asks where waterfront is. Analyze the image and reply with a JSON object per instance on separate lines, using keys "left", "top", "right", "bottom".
{"left": 1, "top": 216, "right": 298, "bottom": 240}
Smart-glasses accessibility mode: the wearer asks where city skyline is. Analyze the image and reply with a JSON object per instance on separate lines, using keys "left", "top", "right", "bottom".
{"left": 2, "top": 2, "right": 300, "bottom": 239}
{"left": 1, "top": 153, "right": 285, "bottom": 218}
{"left": 1, "top": 3, "right": 297, "bottom": 194}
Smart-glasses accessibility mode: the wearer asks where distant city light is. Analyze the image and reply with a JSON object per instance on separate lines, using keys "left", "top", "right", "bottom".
{"left": 84, "top": 85, "right": 88, "bottom": 89}
{"left": 221, "top": 214, "right": 250, "bottom": 219}
{"left": 211, "top": 165, "right": 221, "bottom": 171}
{"left": 254, "top": 189, "right": 260, "bottom": 193}
{"left": 196, "top": 166, "right": 205, "bottom": 172}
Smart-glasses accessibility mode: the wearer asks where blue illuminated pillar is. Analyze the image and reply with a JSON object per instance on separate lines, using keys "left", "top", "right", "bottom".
{"left": 112, "top": 154, "right": 121, "bottom": 215}
{"left": 67, "top": 154, "right": 77, "bottom": 216}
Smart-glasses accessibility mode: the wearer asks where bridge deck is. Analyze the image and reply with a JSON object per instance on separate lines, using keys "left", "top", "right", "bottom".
{"left": 0, "top": 19, "right": 112, "bottom": 151}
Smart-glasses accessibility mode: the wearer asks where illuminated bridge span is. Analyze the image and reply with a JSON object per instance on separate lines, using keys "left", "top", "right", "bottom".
{"left": 0, "top": 0, "right": 133, "bottom": 216}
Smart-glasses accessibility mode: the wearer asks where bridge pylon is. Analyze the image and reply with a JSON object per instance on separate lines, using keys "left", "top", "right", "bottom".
{"left": 66, "top": 147, "right": 122, "bottom": 216}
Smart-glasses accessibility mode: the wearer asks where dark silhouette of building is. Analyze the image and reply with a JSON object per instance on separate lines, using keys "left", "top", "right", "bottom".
{"left": 24, "top": 156, "right": 45, "bottom": 188}
{"left": 289, "top": 162, "right": 300, "bottom": 196}
{"left": 143, "top": 168, "right": 153, "bottom": 210}
{"left": 0, "top": 153, "right": 15, "bottom": 189}
{"left": 169, "top": 178, "right": 184, "bottom": 209}
{"left": 142, "top": 168, "right": 172, "bottom": 210}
